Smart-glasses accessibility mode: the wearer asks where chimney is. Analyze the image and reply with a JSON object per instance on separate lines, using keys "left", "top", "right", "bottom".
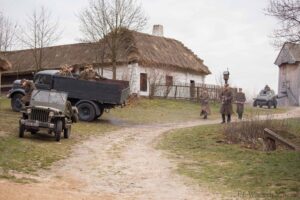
{"left": 152, "top": 25, "right": 164, "bottom": 37}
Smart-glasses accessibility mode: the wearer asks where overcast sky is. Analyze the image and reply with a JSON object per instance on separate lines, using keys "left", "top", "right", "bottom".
{"left": 1, "top": 0, "right": 280, "bottom": 97}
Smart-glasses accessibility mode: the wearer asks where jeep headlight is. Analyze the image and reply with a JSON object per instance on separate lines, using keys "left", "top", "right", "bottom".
{"left": 49, "top": 111, "right": 54, "bottom": 117}
{"left": 26, "top": 108, "right": 32, "bottom": 114}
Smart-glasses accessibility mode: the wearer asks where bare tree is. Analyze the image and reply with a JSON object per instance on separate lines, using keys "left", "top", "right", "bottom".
{"left": 20, "top": 6, "right": 60, "bottom": 71}
{"left": 266, "top": 0, "right": 300, "bottom": 47}
{"left": 0, "top": 12, "right": 17, "bottom": 52}
{"left": 79, "top": 0, "right": 148, "bottom": 79}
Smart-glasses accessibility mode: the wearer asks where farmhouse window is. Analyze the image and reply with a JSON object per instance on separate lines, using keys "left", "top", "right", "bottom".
{"left": 166, "top": 75, "right": 173, "bottom": 86}
{"left": 140, "top": 73, "right": 148, "bottom": 92}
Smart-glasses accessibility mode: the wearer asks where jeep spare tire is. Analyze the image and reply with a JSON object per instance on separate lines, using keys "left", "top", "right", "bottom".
{"left": 11, "top": 93, "right": 24, "bottom": 112}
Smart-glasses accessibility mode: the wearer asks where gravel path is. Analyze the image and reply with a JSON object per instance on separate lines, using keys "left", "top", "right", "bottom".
{"left": 0, "top": 107, "right": 299, "bottom": 200}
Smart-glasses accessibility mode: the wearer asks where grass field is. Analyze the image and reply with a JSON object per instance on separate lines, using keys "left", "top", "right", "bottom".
{"left": 158, "top": 118, "right": 300, "bottom": 199}
{"left": 104, "top": 98, "right": 287, "bottom": 124}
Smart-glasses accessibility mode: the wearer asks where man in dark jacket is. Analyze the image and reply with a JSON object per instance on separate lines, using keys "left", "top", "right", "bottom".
{"left": 220, "top": 84, "right": 233, "bottom": 123}
{"left": 235, "top": 88, "right": 246, "bottom": 120}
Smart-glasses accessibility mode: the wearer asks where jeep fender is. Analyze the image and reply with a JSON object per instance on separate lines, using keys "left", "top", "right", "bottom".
{"left": 75, "top": 100, "right": 101, "bottom": 116}
{"left": 9, "top": 89, "right": 25, "bottom": 98}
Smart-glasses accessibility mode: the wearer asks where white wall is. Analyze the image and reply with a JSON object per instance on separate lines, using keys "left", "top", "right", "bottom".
{"left": 96, "top": 63, "right": 206, "bottom": 97}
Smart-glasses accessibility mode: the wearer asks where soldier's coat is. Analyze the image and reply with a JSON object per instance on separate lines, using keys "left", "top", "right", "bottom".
{"left": 21, "top": 81, "right": 36, "bottom": 104}
{"left": 235, "top": 92, "right": 246, "bottom": 114}
{"left": 220, "top": 88, "right": 233, "bottom": 115}
{"left": 200, "top": 92, "right": 211, "bottom": 115}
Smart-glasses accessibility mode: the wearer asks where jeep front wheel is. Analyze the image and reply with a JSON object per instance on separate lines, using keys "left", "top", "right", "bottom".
{"left": 19, "top": 123, "right": 25, "bottom": 138}
{"left": 11, "top": 93, "right": 24, "bottom": 112}
{"left": 55, "top": 120, "right": 62, "bottom": 142}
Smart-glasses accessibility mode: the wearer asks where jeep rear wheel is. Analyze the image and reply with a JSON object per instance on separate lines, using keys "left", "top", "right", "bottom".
{"left": 55, "top": 120, "right": 62, "bottom": 142}
{"left": 77, "top": 103, "right": 96, "bottom": 122}
{"left": 11, "top": 93, "right": 24, "bottom": 112}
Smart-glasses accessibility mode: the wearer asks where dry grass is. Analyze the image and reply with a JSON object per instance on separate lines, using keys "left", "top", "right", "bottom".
{"left": 223, "top": 115, "right": 289, "bottom": 149}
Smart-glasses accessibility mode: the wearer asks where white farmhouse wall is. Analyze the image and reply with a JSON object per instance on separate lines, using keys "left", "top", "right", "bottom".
{"left": 278, "top": 63, "right": 300, "bottom": 106}
{"left": 96, "top": 63, "right": 206, "bottom": 97}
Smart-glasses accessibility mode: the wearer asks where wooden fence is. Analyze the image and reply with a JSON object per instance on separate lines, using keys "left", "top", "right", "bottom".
{"left": 151, "top": 83, "right": 235, "bottom": 102}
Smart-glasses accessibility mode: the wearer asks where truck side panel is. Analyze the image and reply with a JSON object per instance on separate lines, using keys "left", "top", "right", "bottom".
{"left": 52, "top": 76, "right": 129, "bottom": 105}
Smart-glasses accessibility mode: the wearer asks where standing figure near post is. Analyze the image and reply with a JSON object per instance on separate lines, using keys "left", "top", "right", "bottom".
{"left": 199, "top": 89, "right": 211, "bottom": 119}
{"left": 235, "top": 88, "right": 246, "bottom": 120}
{"left": 220, "top": 84, "right": 233, "bottom": 123}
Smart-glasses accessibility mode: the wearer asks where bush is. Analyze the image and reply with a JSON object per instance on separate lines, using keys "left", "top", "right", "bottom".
{"left": 223, "top": 115, "right": 288, "bottom": 149}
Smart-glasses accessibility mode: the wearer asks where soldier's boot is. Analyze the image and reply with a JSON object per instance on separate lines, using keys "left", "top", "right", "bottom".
{"left": 203, "top": 113, "right": 207, "bottom": 119}
{"left": 227, "top": 114, "right": 231, "bottom": 123}
{"left": 221, "top": 114, "right": 226, "bottom": 124}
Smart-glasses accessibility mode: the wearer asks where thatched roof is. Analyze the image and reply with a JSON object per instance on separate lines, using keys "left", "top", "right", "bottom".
{"left": 0, "top": 56, "right": 12, "bottom": 72}
{"left": 2, "top": 30, "right": 211, "bottom": 75}
{"left": 275, "top": 42, "right": 300, "bottom": 66}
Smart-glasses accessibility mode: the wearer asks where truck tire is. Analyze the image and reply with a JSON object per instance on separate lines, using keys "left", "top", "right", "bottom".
{"left": 64, "top": 126, "right": 71, "bottom": 139}
{"left": 273, "top": 100, "right": 277, "bottom": 109}
{"left": 253, "top": 100, "right": 257, "bottom": 107}
{"left": 77, "top": 103, "right": 96, "bottom": 122}
{"left": 267, "top": 101, "right": 272, "bottom": 109}
{"left": 55, "top": 120, "right": 62, "bottom": 142}
{"left": 11, "top": 93, "right": 24, "bottom": 112}
{"left": 19, "top": 123, "right": 25, "bottom": 138}
{"left": 94, "top": 107, "right": 104, "bottom": 120}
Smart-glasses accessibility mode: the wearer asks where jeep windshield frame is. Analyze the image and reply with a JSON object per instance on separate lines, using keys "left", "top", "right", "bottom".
{"left": 30, "top": 89, "right": 68, "bottom": 111}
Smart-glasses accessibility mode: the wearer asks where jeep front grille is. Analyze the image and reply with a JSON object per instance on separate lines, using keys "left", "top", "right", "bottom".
{"left": 30, "top": 108, "right": 49, "bottom": 122}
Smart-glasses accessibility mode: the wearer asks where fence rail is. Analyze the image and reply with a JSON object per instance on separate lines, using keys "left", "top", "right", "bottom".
{"left": 151, "top": 84, "right": 234, "bottom": 102}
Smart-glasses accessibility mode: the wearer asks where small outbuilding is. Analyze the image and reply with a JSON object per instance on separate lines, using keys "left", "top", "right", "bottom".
{"left": 275, "top": 42, "right": 300, "bottom": 106}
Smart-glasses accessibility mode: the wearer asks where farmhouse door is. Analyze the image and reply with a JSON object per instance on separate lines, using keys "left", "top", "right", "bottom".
{"left": 140, "top": 73, "right": 147, "bottom": 92}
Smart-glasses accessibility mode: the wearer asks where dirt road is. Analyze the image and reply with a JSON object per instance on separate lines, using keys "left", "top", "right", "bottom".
{"left": 1, "top": 108, "right": 299, "bottom": 200}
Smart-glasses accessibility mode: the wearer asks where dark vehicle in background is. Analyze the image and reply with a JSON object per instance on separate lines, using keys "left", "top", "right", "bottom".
{"left": 8, "top": 70, "right": 130, "bottom": 121}
{"left": 253, "top": 89, "right": 277, "bottom": 109}
{"left": 19, "top": 89, "right": 77, "bottom": 142}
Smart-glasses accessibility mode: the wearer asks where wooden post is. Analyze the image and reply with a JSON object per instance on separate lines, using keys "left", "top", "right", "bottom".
{"left": 174, "top": 85, "right": 177, "bottom": 99}
{"left": 196, "top": 87, "right": 199, "bottom": 102}
{"left": 263, "top": 137, "right": 276, "bottom": 151}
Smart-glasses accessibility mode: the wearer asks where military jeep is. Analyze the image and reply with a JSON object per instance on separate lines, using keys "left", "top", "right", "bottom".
{"left": 19, "top": 89, "right": 78, "bottom": 142}
{"left": 253, "top": 89, "right": 277, "bottom": 109}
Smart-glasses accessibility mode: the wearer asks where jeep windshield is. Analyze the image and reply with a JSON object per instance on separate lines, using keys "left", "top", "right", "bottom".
{"left": 30, "top": 90, "right": 68, "bottom": 111}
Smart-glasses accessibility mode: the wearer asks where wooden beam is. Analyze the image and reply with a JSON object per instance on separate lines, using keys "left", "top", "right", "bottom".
{"left": 264, "top": 128, "right": 300, "bottom": 151}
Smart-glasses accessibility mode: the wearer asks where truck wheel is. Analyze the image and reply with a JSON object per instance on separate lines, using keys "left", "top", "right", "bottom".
{"left": 273, "top": 100, "right": 277, "bottom": 109}
{"left": 64, "top": 126, "right": 71, "bottom": 139}
{"left": 19, "top": 124, "right": 25, "bottom": 138}
{"left": 77, "top": 103, "right": 96, "bottom": 122}
{"left": 55, "top": 120, "right": 62, "bottom": 142}
{"left": 11, "top": 93, "right": 24, "bottom": 112}
{"left": 267, "top": 101, "right": 272, "bottom": 109}
{"left": 94, "top": 107, "right": 104, "bottom": 120}
{"left": 253, "top": 100, "right": 257, "bottom": 107}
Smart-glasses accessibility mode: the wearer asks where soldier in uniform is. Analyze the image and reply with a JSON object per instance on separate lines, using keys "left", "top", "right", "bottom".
{"left": 20, "top": 79, "right": 36, "bottom": 106}
{"left": 220, "top": 84, "right": 233, "bottom": 123}
{"left": 235, "top": 88, "right": 246, "bottom": 120}
{"left": 199, "top": 89, "right": 211, "bottom": 119}
{"left": 264, "top": 84, "right": 271, "bottom": 92}
{"left": 79, "top": 65, "right": 104, "bottom": 80}
{"left": 58, "top": 64, "right": 73, "bottom": 77}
